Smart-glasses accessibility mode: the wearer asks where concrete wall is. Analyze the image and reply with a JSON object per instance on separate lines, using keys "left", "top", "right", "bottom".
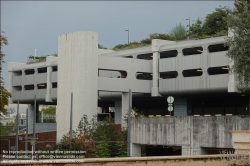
{"left": 8, "top": 36, "right": 233, "bottom": 103}
{"left": 131, "top": 116, "right": 250, "bottom": 155}
{"left": 57, "top": 31, "right": 98, "bottom": 141}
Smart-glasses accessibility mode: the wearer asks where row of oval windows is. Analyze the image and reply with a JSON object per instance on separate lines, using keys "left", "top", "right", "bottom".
{"left": 13, "top": 66, "right": 58, "bottom": 76}
{"left": 13, "top": 83, "right": 57, "bottom": 91}
{"left": 14, "top": 44, "right": 227, "bottom": 76}
{"left": 135, "top": 43, "right": 228, "bottom": 60}
{"left": 136, "top": 66, "right": 229, "bottom": 80}
{"left": 98, "top": 66, "right": 229, "bottom": 80}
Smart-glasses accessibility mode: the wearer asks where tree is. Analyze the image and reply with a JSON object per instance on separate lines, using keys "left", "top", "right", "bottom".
{"left": 226, "top": 1, "right": 250, "bottom": 90}
{"left": 0, "top": 31, "right": 11, "bottom": 115}
{"left": 27, "top": 53, "right": 58, "bottom": 64}
{"left": 168, "top": 23, "right": 187, "bottom": 41}
{"left": 0, "top": 121, "right": 15, "bottom": 136}
{"left": 234, "top": 0, "right": 250, "bottom": 14}
{"left": 98, "top": 44, "right": 107, "bottom": 49}
{"left": 38, "top": 106, "right": 56, "bottom": 123}
{"left": 189, "top": 18, "right": 207, "bottom": 39}
{"left": 203, "top": 6, "right": 231, "bottom": 36}
{"left": 57, "top": 114, "right": 127, "bottom": 158}
{"left": 189, "top": 6, "right": 232, "bottom": 39}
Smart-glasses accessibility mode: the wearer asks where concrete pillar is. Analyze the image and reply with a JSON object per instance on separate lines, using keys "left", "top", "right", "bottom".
{"left": 27, "top": 104, "right": 34, "bottom": 134}
{"left": 151, "top": 39, "right": 176, "bottom": 97}
{"left": 114, "top": 101, "right": 121, "bottom": 125}
{"left": 122, "top": 92, "right": 129, "bottom": 129}
{"left": 174, "top": 98, "right": 187, "bottom": 116}
{"left": 130, "top": 143, "right": 141, "bottom": 157}
{"left": 151, "top": 50, "right": 160, "bottom": 96}
{"left": 227, "top": 30, "right": 237, "bottom": 93}
{"left": 57, "top": 31, "right": 98, "bottom": 142}
{"left": 45, "top": 66, "right": 52, "bottom": 102}
{"left": 114, "top": 93, "right": 130, "bottom": 129}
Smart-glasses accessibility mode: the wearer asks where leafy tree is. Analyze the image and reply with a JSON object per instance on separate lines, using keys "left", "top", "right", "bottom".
{"left": 27, "top": 52, "right": 58, "bottom": 64}
{"left": 168, "top": 23, "right": 187, "bottom": 41}
{"left": 57, "top": 114, "right": 127, "bottom": 158}
{"left": 0, "top": 31, "right": 11, "bottom": 115}
{"left": 98, "top": 44, "right": 107, "bottom": 49}
{"left": 189, "top": 18, "right": 207, "bottom": 39}
{"left": 0, "top": 121, "right": 15, "bottom": 136}
{"left": 226, "top": 1, "right": 250, "bottom": 90}
{"left": 38, "top": 106, "right": 56, "bottom": 123}
{"left": 189, "top": 6, "right": 232, "bottom": 39}
{"left": 234, "top": 0, "right": 250, "bottom": 14}
{"left": 140, "top": 33, "right": 170, "bottom": 45}
{"left": 203, "top": 6, "right": 231, "bottom": 36}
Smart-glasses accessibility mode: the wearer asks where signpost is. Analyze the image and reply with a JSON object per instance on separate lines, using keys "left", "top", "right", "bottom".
{"left": 167, "top": 96, "right": 174, "bottom": 116}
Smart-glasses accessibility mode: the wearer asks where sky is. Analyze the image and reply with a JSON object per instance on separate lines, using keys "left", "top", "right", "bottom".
{"left": 1, "top": 1, "right": 235, "bottom": 113}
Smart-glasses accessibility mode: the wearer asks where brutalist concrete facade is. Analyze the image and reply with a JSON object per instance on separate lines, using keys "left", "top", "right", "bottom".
{"left": 8, "top": 31, "right": 250, "bottom": 156}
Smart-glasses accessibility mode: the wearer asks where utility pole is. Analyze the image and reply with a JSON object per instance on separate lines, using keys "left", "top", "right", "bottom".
{"left": 33, "top": 95, "right": 36, "bottom": 151}
{"left": 15, "top": 101, "right": 19, "bottom": 159}
{"left": 70, "top": 92, "right": 73, "bottom": 139}
{"left": 125, "top": 29, "right": 129, "bottom": 45}
{"left": 127, "top": 89, "right": 132, "bottom": 156}
{"left": 25, "top": 108, "right": 28, "bottom": 152}
{"left": 186, "top": 18, "right": 190, "bottom": 40}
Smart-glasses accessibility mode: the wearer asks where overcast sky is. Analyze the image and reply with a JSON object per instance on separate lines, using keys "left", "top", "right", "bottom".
{"left": 1, "top": 1, "right": 234, "bottom": 112}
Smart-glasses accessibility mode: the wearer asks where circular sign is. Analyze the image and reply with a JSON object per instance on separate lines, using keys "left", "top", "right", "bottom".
{"left": 167, "top": 96, "right": 174, "bottom": 103}
{"left": 168, "top": 106, "right": 173, "bottom": 112}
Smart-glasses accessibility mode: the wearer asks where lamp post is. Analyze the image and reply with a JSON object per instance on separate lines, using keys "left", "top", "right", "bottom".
{"left": 186, "top": 18, "right": 190, "bottom": 40}
{"left": 125, "top": 29, "right": 129, "bottom": 45}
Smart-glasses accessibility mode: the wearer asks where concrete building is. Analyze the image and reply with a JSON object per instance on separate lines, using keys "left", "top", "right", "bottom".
{"left": 8, "top": 31, "right": 250, "bottom": 156}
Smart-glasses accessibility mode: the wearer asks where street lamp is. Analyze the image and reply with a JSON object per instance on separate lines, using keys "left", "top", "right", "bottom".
{"left": 186, "top": 18, "right": 190, "bottom": 40}
{"left": 125, "top": 29, "right": 129, "bottom": 45}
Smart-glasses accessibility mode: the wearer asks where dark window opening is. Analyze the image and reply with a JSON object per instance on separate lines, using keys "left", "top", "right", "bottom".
{"left": 183, "top": 68, "right": 203, "bottom": 77}
{"left": 24, "top": 84, "right": 34, "bottom": 90}
{"left": 97, "top": 113, "right": 111, "bottom": 121}
{"left": 183, "top": 47, "right": 203, "bottom": 56}
{"left": 52, "top": 66, "right": 58, "bottom": 72}
{"left": 98, "top": 69, "right": 127, "bottom": 78}
{"left": 207, "top": 66, "right": 229, "bottom": 75}
{"left": 13, "top": 86, "right": 22, "bottom": 91}
{"left": 52, "top": 83, "right": 57, "bottom": 88}
{"left": 37, "top": 83, "right": 47, "bottom": 89}
{"left": 208, "top": 44, "right": 228, "bottom": 53}
{"left": 160, "top": 50, "right": 178, "bottom": 59}
{"left": 13, "top": 70, "right": 22, "bottom": 76}
{"left": 25, "top": 69, "right": 35, "bottom": 75}
{"left": 137, "top": 53, "right": 153, "bottom": 60}
{"left": 136, "top": 72, "right": 153, "bottom": 80}
{"left": 160, "top": 71, "right": 178, "bottom": 79}
{"left": 123, "top": 55, "right": 133, "bottom": 58}
{"left": 38, "top": 67, "right": 47, "bottom": 73}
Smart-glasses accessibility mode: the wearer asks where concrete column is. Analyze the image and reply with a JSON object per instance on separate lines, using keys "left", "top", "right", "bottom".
{"left": 8, "top": 70, "right": 13, "bottom": 104}
{"left": 122, "top": 92, "right": 129, "bottom": 129}
{"left": 228, "top": 58, "right": 237, "bottom": 92}
{"left": 227, "top": 29, "right": 237, "bottom": 93}
{"left": 114, "top": 101, "right": 121, "bottom": 124}
{"left": 130, "top": 143, "right": 141, "bottom": 157}
{"left": 151, "top": 51, "right": 160, "bottom": 96}
{"left": 45, "top": 66, "right": 52, "bottom": 102}
{"left": 151, "top": 39, "right": 176, "bottom": 97}
{"left": 57, "top": 31, "right": 98, "bottom": 142}
{"left": 115, "top": 93, "right": 130, "bottom": 129}
{"left": 27, "top": 104, "right": 34, "bottom": 134}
